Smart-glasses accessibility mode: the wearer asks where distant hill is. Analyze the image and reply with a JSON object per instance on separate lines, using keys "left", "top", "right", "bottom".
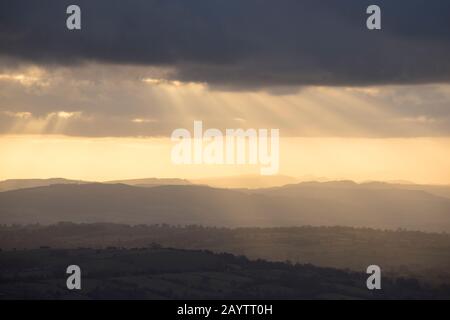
{"left": 191, "top": 174, "right": 299, "bottom": 189}
{"left": 106, "top": 177, "right": 192, "bottom": 187}
{"left": 248, "top": 181, "right": 450, "bottom": 231}
{"left": 0, "top": 183, "right": 280, "bottom": 226}
{"left": 0, "top": 177, "right": 192, "bottom": 192}
{"left": 1, "top": 247, "right": 448, "bottom": 299}
{"left": 361, "top": 181, "right": 450, "bottom": 199}
{"left": 3, "top": 176, "right": 449, "bottom": 199}
{"left": 0, "top": 178, "right": 89, "bottom": 192}
{"left": 1, "top": 182, "right": 450, "bottom": 232}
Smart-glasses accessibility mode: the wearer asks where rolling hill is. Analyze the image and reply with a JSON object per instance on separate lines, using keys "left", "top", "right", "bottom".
{"left": 0, "top": 178, "right": 89, "bottom": 192}
{"left": 1, "top": 182, "right": 450, "bottom": 232}
{"left": 1, "top": 247, "right": 448, "bottom": 299}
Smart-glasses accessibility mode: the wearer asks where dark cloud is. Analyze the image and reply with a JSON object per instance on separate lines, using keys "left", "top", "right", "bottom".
{"left": 1, "top": 0, "right": 450, "bottom": 138}
{"left": 0, "top": 0, "right": 449, "bottom": 88}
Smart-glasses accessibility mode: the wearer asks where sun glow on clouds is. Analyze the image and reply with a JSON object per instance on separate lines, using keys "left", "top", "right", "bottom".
{"left": 131, "top": 118, "right": 157, "bottom": 123}
{"left": 142, "top": 77, "right": 207, "bottom": 90}
{"left": 1, "top": 63, "right": 449, "bottom": 137}
{"left": 0, "top": 67, "right": 48, "bottom": 87}
{"left": 1, "top": 111, "right": 83, "bottom": 134}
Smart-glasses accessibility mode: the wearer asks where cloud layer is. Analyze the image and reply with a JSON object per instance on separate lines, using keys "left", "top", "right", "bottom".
{"left": 1, "top": 1, "right": 449, "bottom": 138}
{"left": 0, "top": 64, "right": 449, "bottom": 137}
{"left": 1, "top": 0, "right": 450, "bottom": 88}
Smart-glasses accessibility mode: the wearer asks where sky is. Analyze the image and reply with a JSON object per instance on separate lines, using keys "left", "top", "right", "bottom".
{"left": 0, "top": 1, "right": 449, "bottom": 184}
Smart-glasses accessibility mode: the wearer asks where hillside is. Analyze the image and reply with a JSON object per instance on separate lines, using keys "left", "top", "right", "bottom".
{"left": 1, "top": 183, "right": 450, "bottom": 232}
{"left": 191, "top": 174, "right": 299, "bottom": 189}
{"left": 105, "top": 178, "right": 192, "bottom": 187}
{"left": 0, "top": 178, "right": 89, "bottom": 192}
{"left": 1, "top": 247, "right": 448, "bottom": 300}
{"left": 2, "top": 223, "right": 450, "bottom": 283}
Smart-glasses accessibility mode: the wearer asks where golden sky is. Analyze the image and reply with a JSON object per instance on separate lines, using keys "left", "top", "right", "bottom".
{"left": 1, "top": 134, "right": 449, "bottom": 184}
{"left": 0, "top": 65, "right": 449, "bottom": 184}
{"left": 1, "top": 2, "right": 450, "bottom": 185}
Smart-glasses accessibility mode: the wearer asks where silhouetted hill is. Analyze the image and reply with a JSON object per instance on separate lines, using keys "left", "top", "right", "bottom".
{"left": 1, "top": 182, "right": 450, "bottom": 232}
{"left": 0, "top": 178, "right": 89, "bottom": 192}
{"left": 0, "top": 183, "right": 277, "bottom": 226}
{"left": 106, "top": 178, "right": 192, "bottom": 187}
{"left": 1, "top": 247, "right": 448, "bottom": 299}
{"left": 249, "top": 181, "right": 450, "bottom": 232}
{"left": 362, "top": 181, "right": 450, "bottom": 199}
{"left": 256, "top": 180, "right": 450, "bottom": 199}
{"left": 2, "top": 223, "right": 449, "bottom": 284}
{"left": 191, "top": 174, "right": 298, "bottom": 189}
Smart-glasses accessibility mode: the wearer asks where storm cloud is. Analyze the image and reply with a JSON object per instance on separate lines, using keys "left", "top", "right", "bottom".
{"left": 1, "top": 1, "right": 450, "bottom": 138}
{"left": 1, "top": 0, "right": 450, "bottom": 88}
